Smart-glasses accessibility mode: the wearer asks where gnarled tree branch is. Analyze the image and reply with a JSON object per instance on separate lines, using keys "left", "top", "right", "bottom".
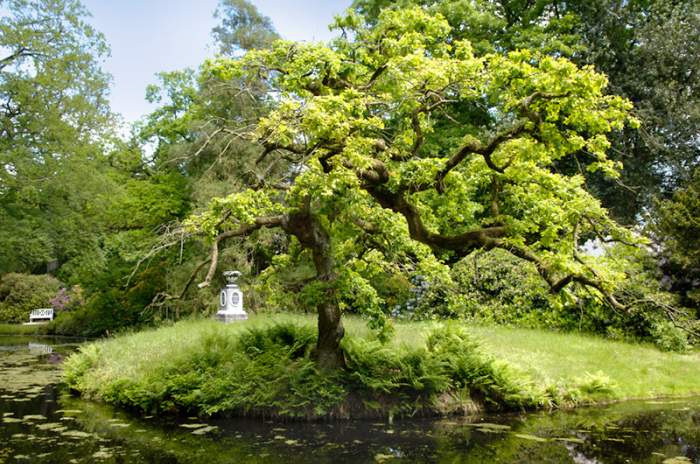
{"left": 198, "top": 215, "right": 285, "bottom": 288}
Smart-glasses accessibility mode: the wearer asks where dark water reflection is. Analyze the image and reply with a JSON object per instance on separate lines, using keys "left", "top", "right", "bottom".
{"left": 1, "top": 335, "right": 699, "bottom": 463}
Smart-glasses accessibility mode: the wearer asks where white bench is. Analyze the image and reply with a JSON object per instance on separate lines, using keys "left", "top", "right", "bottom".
{"left": 29, "top": 308, "right": 54, "bottom": 323}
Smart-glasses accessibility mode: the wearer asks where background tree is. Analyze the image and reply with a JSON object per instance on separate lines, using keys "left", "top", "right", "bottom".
{"left": 651, "top": 169, "right": 700, "bottom": 309}
{"left": 566, "top": 0, "right": 700, "bottom": 223}
{"left": 212, "top": 0, "right": 280, "bottom": 55}
{"left": 0, "top": 0, "right": 115, "bottom": 278}
{"left": 122, "top": 0, "right": 288, "bottom": 320}
{"left": 0, "top": 0, "right": 196, "bottom": 331}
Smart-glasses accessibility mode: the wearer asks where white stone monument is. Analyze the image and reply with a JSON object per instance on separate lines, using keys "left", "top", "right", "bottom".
{"left": 216, "top": 270, "right": 248, "bottom": 323}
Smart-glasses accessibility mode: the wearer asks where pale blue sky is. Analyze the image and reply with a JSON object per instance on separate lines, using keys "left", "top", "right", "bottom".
{"left": 81, "top": 0, "right": 352, "bottom": 124}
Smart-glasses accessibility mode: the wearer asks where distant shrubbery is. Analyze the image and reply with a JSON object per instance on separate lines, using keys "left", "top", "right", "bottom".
{"left": 384, "top": 248, "right": 695, "bottom": 352}
{"left": 0, "top": 270, "right": 149, "bottom": 337}
{"left": 448, "top": 249, "right": 553, "bottom": 325}
{"left": 0, "top": 273, "right": 61, "bottom": 323}
{"left": 49, "top": 285, "right": 84, "bottom": 312}
{"left": 0, "top": 264, "right": 167, "bottom": 336}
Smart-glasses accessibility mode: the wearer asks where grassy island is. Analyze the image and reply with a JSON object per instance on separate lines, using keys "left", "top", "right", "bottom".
{"left": 63, "top": 314, "right": 700, "bottom": 420}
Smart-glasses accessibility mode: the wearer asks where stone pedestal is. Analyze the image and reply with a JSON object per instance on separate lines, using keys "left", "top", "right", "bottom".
{"left": 216, "top": 271, "right": 248, "bottom": 323}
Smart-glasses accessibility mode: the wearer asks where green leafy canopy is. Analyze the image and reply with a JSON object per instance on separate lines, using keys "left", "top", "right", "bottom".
{"left": 185, "top": 7, "right": 638, "bottom": 339}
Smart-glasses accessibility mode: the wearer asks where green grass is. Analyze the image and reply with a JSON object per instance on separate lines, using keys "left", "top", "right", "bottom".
{"left": 63, "top": 313, "right": 700, "bottom": 419}
{"left": 469, "top": 325, "right": 700, "bottom": 399}
{"left": 376, "top": 319, "right": 700, "bottom": 399}
{"left": 0, "top": 322, "right": 47, "bottom": 335}
{"left": 375, "top": 319, "right": 700, "bottom": 399}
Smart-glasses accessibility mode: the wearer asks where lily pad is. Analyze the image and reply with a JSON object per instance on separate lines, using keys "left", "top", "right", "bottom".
{"left": 513, "top": 433, "right": 548, "bottom": 442}
{"left": 554, "top": 437, "right": 585, "bottom": 444}
{"left": 477, "top": 428, "right": 504, "bottom": 434}
{"left": 191, "top": 426, "right": 218, "bottom": 435}
{"left": 36, "top": 422, "right": 64, "bottom": 430}
{"left": 60, "top": 430, "right": 93, "bottom": 439}
{"left": 663, "top": 458, "right": 692, "bottom": 464}
{"left": 179, "top": 423, "right": 209, "bottom": 429}
{"left": 467, "top": 422, "right": 511, "bottom": 430}
{"left": 92, "top": 450, "right": 114, "bottom": 459}
{"left": 374, "top": 453, "right": 395, "bottom": 463}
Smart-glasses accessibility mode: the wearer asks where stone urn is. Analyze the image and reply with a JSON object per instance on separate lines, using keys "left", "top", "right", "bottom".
{"left": 216, "top": 270, "right": 248, "bottom": 323}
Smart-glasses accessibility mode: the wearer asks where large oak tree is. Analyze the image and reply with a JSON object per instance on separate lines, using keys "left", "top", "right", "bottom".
{"left": 184, "top": 7, "right": 637, "bottom": 369}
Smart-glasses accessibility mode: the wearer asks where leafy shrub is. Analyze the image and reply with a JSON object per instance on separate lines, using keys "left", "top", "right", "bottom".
{"left": 0, "top": 303, "right": 25, "bottom": 323}
{"left": 237, "top": 322, "right": 316, "bottom": 358}
{"left": 427, "top": 247, "right": 696, "bottom": 352}
{"left": 606, "top": 245, "right": 696, "bottom": 351}
{"left": 574, "top": 372, "right": 617, "bottom": 396}
{"left": 424, "top": 324, "right": 538, "bottom": 409}
{"left": 649, "top": 320, "right": 690, "bottom": 352}
{"left": 544, "top": 371, "right": 617, "bottom": 407}
{"left": 63, "top": 343, "right": 102, "bottom": 390}
{"left": 66, "top": 321, "right": 346, "bottom": 418}
{"left": 449, "top": 250, "right": 552, "bottom": 325}
{"left": 343, "top": 338, "right": 451, "bottom": 401}
{"left": 372, "top": 272, "right": 412, "bottom": 312}
{"left": 49, "top": 285, "right": 84, "bottom": 311}
{"left": 48, "top": 296, "right": 150, "bottom": 338}
{"left": 49, "top": 262, "right": 168, "bottom": 337}
{"left": 48, "top": 306, "right": 108, "bottom": 337}
{"left": 0, "top": 273, "right": 61, "bottom": 323}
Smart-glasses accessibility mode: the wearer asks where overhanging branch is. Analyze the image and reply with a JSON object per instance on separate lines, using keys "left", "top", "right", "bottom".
{"left": 198, "top": 215, "right": 285, "bottom": 288}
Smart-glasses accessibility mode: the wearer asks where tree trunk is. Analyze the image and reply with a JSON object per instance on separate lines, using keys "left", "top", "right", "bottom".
{"left": 283, "top": 208, "right": 346, "bottom": 370}
{"left": 315, "top": 296, "right": 345, "bottom": 370}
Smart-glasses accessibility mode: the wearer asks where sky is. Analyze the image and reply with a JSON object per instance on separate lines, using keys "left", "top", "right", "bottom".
{"left": 81, "top": 0, "right": 352, "bottom": 125}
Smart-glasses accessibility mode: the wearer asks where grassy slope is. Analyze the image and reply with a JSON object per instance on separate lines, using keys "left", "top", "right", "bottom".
{"left": 381, "top": 319, "right": 700, "bottom": 399}
{"left": 471, "top": 326, "right": 700, "bottom": 399}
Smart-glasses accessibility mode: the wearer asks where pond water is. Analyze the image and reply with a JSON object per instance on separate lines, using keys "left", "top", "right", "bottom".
{"left": 1, "top": 335, "right": 699, "bottom": 463}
